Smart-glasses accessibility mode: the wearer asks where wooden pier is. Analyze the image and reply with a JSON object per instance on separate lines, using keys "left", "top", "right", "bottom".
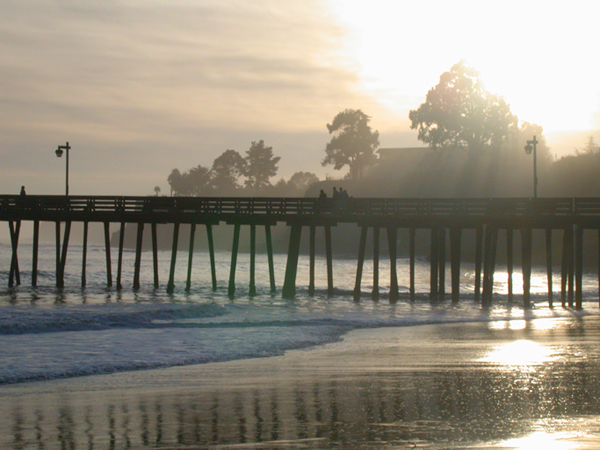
{"left": 2, "top": 195, "right": 600, "bottom": 308}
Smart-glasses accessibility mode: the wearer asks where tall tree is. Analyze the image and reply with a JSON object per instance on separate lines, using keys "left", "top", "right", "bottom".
{"left": 244, "top": 140, "right": 281, "bottom": 191}
{"left": 409, "top": 61, "right": 517, "bottom": 157}
{"left": 575, "top": 135, "right": 599, "bottom": 155}
{"left": 167, "top": 168, "right": 192, "bottom": 196}
{"left": 322, "top": 109, "right": 380, "bottom": 180}
{"left": 211, "top": 149, "right": 246, "bottom": 195}
{"left": 187, "top": 164, "right": 212, "bottom": 196}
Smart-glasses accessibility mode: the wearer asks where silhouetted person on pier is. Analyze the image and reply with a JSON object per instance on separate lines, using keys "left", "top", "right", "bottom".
{"left": 333, "top": 187, "right": 339, "bottom": 198}
{"left": 319, "top": 189, "right": 327, "bottom": 199}
{"left": 20, "top": 186, "right": 26, "bottom": 196}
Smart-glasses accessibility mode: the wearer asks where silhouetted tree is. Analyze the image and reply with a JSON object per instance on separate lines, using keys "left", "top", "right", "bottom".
{"left": 274, "top": 172, "right": 319, "bottom": 196}
{"left": 409, "top": 61, "right": 517, "bottom": 158}
{"left": 168, "top": 168, "right": 192, "bottom": 196}
{"left": 187, "top": 164, "right": 212, "bottom": 196}
{"left": 211, "top": 149, "right": 246, "bottom": 195}
{"left": 287, "top": 171, "right": 319, "bottom": 193}
{"left": 575, "top": 135, "right": 599, "bottom": 155}
{"left": 154, "top": 186, "right": 161, "bottom": 196}
{"left": 244, "top": 140, "right": 281, "bottom": 192}
{"left": 322, "top": 109, "right": 380, "bottom": 180}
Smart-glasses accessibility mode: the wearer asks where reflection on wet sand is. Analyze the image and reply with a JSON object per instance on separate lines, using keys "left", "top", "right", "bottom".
{"left": 2, "top": 317, "right": 600, "bottom": 449}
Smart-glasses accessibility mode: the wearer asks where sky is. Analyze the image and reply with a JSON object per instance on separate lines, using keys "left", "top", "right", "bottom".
{"left": 1, "top": 0, "right": 599, "bottom": 197}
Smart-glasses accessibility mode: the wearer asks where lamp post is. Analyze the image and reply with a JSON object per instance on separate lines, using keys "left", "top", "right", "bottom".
{"left": 524, "top": 135, "right": 538, "bottom": 198}
{"left": 55, "top": 142, "right": 70, "bottom": 196}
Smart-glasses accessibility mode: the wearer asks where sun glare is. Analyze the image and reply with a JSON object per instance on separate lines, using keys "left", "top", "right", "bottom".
{"left": 330, "top": 0, "right": 600, "bottom": 133}
{"left": 481, "top": 340, "right": 554, "bottom": 366}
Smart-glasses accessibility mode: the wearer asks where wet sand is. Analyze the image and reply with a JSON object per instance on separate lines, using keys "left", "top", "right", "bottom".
{"left": 2, "top": 315, "right": 600, "bottom": 449}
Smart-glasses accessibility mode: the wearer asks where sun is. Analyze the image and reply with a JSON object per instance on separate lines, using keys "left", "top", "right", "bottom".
{"left": 329, "top": 0, "right": 600, "bottom": 134}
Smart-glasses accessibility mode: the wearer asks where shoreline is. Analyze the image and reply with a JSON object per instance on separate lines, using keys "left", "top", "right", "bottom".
{"left": 2, "top": 316, "right": 600, "bottom": 448}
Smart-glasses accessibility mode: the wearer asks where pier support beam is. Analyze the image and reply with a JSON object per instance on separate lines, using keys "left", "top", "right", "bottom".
{"left": 325, "top": 225, "right": 334, "bottom": 297}
{"left": 265, "top": 225, "right": 276, "bottom": 294}
{"left": 152, "top": 223, "right": 159, "bottom": 288}
{"left": 206, "top": 224, "right": 217, "bottom": 291}
{"left": 117, "top": 222, "right": 126, "bottom": 290}
{"left": 228, "top": 224, "right": 241, "bottom": 298}
{"left": 81, "top": 221, "right": 88, "bottom": 288}
{"left": 474, "top": 226, "right": 483, "bottom": 303}
{"left": 133, "top": 222, "right": 145, "bottom": 290}
{"left": 57, "top": 221, "right": 71, "bottom": 289}
{"left": 521, "top": 227, "right": 533, "bottom": 309}
{"left": 32, "top": 220, "right": 39, "bottom": 287}
{"left": 282, "top": 224, "right": 302, "bottom": 299}
{"left": 575, "top": 226, "right": 583, "bottom": 310}
{"left": 372, "top": 226, "right": 380, "bottom": 301}
{"left": 354, "top": 226, "right": 368, "bottom": 301}
{"left": 507, "top": 229, "right": 514, "bottom": 304}
{"left": 438, "top": 228, "right": 446, "bottom": 301}
{"left": 429, "top": 227, "right": 439, "bottom": 302}
{"left": 309, "top": 225, "right": 316, "bottom": 296}
{"left": 450, "top": 227, "right": 462, "bottom": 303}
{"left": 167, "top": 222, "right": 180, "bottom": 294}
{"left": 103, "top": 222, "right": 112, "bottom": 288}
{"left": 249, "top": 224, "right": 256, "bottom": 296}
{"left": 186, "top": 224, "right": 196, "bottom": 292}
{"left": 546, "top": 229, "right": 553, "bottom": 307}
{"left": 387, "top": 227, "right": 399, "bottom": 303}
{"left": 9, "top": 220, "right": 21, "bottom": 287}
{"left": 482, "top": 226, "right": 498, "bottom": 307}
{"left": 409, "top": 228, "right": 416, "bottom": 301}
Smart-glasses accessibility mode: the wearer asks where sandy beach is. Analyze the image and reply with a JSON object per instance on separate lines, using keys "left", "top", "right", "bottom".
{"left": 1, "top": 315, "right": 600, "bottom": 449}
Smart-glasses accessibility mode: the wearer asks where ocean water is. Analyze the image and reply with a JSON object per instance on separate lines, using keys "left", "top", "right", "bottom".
{"left": 1, "top": 241, "right": 599, "bottom": 386}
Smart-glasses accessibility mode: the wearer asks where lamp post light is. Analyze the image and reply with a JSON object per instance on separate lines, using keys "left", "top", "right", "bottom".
{"left": 524, "top": 135, "right": 538, "bottom": 198}
{"left": 55, "top": 142, "right": 70, "bottom": 196}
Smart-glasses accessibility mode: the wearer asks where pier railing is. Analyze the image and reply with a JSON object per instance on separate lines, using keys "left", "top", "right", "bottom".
{"left": 0, "top": 195, "right": 596, "bottom": 223}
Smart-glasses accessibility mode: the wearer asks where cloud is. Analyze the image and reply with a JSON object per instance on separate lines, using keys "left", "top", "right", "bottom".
{"left": 0, "top": 0, "right": 383, "bottom": 195}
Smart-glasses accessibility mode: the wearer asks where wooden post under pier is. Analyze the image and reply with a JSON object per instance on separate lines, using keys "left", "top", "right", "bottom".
{"left": 546, "top": 229, "right": 553, "bottom": 307}
{"left": 506, "top": 228, "right": 514, "bottom": 304}
{"left": 522, "top": 227, "right": 533, "bottom": 309}
{"left": 282, "top": 224, "right": 302, "bottom": 299}
{"left": 151, "top": 223, "right": 159, "bottom": 288}
{"left": 81, "top": 221, "right": 88, "bottom": 288}
{"left": 265, "top": 225, "right": 276, "bottom": 294}
{"left": 117, "top": 222, "right": 126, "bottom": 290}
{"left": 227, "top": 223, "right": 241, "bottom": 298}
{"left": 57, "top": 221, "right": 71, "bottom": 289}
{"left": 372, "top": 226, "right": 380, "bottom": 301}
{"left": 438, "top": 228, "right": 446, "bottom": 302}
{"left": 409, "top": 228, "right": 416, "bottom": 301}
{"left": 387, "top": 227, "right": 399, "bottom": 303}
{"left": 575, "top": 226, "right": 584, "bottom": 309}
{"left": 429, "top": 227, "right": 439, "bottom": 302}
{"left": 9, "top": 220, "right": 21, "bottom": 287}
{"left": 185, "top": 223, "right": 196, "bottom": 292}
{"left": 32, "top": 220, "right": 39, "bottom": 287}
{"left": 354, "top": 226, "right": 368, "bottom": 301}
{"left": 249, "top": 224, "right": 256, "bottom": 296}
{"left": 206, "top": 224, "right": 217, "bottom": 291}
{"left": 133, "top": 222, "right": 144, "bottom": 290}
{"left": 308, "top": 225, "right": 316, "bottom": 296}
{"left": 167, "top": 222, "right": 180, "bottom": 293}
{"left": 103, "top": 222, "right": 112, "bottom": 288}
{"left": 325, "top": 225, "right": 334, "bottom": 297}
{"left": 450, "top": 227, "right": 461, "bottom": 303}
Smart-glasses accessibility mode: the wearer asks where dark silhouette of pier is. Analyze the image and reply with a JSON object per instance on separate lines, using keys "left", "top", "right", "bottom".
{"left": 2, "top": 195, "right": 600, "bottom": 308}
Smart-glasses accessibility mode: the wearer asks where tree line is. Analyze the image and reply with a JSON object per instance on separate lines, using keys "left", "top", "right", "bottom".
{"left": 166, "top": 61, "right": 599, "bottom": 199}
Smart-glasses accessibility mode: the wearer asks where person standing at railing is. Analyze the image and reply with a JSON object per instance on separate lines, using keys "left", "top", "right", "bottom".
{"left": 20, "top": 186, "right": 26, "bottom": 196}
